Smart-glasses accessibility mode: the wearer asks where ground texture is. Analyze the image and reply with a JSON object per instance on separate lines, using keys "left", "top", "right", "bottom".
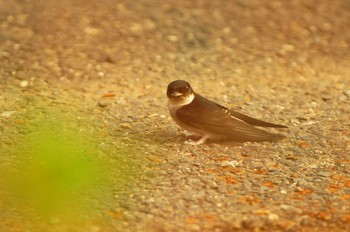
{"left": 1, "top": 0, "right": 350, "bottom": 231}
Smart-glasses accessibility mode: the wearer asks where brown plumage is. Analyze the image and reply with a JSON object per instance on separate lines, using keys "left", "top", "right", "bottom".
{"left": 167, "top": 80, "right": 287, "bottom": 145}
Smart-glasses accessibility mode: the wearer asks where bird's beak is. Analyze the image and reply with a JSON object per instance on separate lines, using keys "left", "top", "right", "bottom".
{"left": 171, "top": 92, "right": 183, "bottom": 97}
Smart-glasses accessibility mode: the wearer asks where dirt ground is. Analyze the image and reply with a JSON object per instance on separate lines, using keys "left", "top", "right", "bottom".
{"left": 1, "top": 0, "right": 350, "bottom": 231}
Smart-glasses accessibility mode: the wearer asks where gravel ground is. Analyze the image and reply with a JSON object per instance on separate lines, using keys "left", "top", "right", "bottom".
{"left": 1, "top": 0, "right": 350, "bottom": 231}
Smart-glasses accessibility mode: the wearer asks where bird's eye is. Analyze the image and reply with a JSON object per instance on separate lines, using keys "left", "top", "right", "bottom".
{"left": 180, "top": 86, "right": 189, "bottom": 93}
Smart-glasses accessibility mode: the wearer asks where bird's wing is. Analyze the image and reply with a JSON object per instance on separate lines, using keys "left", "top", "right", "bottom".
{"left": 218, "top": 106, "right": 288, "bottom": 128}
{"left": 176, "top": 96, "right": 284, "bottom": 142}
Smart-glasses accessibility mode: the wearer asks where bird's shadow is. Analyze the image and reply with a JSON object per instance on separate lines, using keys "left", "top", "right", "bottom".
{"left": 143, "top": 129, "right": 246, "bottom": 147}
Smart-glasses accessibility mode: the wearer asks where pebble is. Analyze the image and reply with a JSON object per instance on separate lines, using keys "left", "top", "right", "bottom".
{"left": 338, "top": 94, "right": 347, "bottom": 102}
{"left": 129, "top": 23, "right": 143, "bottom": 34}
{"left": 183, "top": 193, "right": 193, "bottom": 201}
{"left": 343, "top": 89, "right": 350, "bottom": 97}
{"left": 268, "top": 213, "right": 279, "bottom": 221}
{"left": 280, "top": 204, "right": 293, "bottom": 210}
{"left": 84, "top": 26, "right": 99, "bottom": 35}
{"left": 98, "top": 99, "right": 108, "bottom": 107}
{"left": 188, "top": 224, "right": 201, "bottom": 231}
{"left": 186, "top": 178, "right": 201, "bottom": 186}
{"left": 221, "top": 160, "right": 242, "bottom": 167}
{"left": 317, "top": 171, "right": 331, "bottom": 177}
{"left": 1, "top": 111, "right": 16, "bottom": 117}
{"left": 19, "top": 80, "right": 29, "bottom": 87}
{"left": 280, "top": 205, "right": 303, "bottom": 214}
{"left": 309, "top": 101, "right": 318, "bottom": 108}
{"left": 167, "top": 35, "right": 178, "bottom": 42}
{"left": 279, "top": 44, "right": 295, "bottom": 56}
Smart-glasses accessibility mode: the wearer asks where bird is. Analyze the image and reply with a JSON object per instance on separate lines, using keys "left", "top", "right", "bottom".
{"left": 166, "top": 80, "right": 287, "bottom": 145}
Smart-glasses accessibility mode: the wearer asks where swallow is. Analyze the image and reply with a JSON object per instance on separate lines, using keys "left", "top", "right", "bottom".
{"left": 166, "top": 80, "right": 287, "bottom": 145}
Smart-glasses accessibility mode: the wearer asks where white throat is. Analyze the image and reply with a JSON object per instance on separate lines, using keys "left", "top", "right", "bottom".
{"left": 168, "top": 93, "right": 195, "bottom": 111}
{"left": 180, "top": 93, "right": 195, "bottom": 106}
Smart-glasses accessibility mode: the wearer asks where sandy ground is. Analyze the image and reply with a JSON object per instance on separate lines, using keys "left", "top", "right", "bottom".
{"left": 1, "top": 0, "right": 350, "bottom": 231}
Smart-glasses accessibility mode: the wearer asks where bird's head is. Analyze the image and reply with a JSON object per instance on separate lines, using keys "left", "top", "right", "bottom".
{"left": 167, "top": 80, "right": 194, "bottom": 106}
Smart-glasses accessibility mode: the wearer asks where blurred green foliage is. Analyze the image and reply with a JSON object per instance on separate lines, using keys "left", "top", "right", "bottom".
{"left": 0, "top": 109, "right": 137, "bottom": 225}
{"left": 16, "top": 125, "right": 103, "bottom": 216}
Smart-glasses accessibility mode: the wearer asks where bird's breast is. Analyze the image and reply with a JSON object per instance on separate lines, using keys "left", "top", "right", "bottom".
{"left": 168, "top": 102, "right": 209, "bottom": 136}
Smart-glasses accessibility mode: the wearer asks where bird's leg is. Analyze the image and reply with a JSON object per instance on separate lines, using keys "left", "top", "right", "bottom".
{"left": 184, "top": 135, "right": 209, "bottom": 145}
{"left": 181, "top": 130, "right": 195, "bottom": 137}
{"left": 179, "top": 129, "right": 200, "bottom": 138}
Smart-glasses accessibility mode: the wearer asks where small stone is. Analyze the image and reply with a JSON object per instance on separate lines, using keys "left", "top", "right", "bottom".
{"left": 19, "top": 80, "right": 29, "bottom": 87}
{"left": 144, "top": 20, "right": 156, "bottom": 31}
{"left": 280, "top": 204, "right": 292, "bottom": 210}
{"left": 338, "top": 94, "right": 347, "bottom": 102}
{"left": 279, "top": 44, "right": 295, "bottom": 56}
{"left": 296, "top": 117, "right": 307, "bottom": 121}
{"left": 221, "top": 160, "right": 242, "bottom": 168}
{"left": 130, "top": 23, "right": 143, "bottom": 34}
{"left": 318, "top": 171, "right": 331, "bottom": 177}
{"left": 188, "top": 224, "right": 201, "bottom": 231}
{"left": 306, "top": 108, "right": 316, "bottom": 117}
{"left": 266, "top": 57, "right": 273, "bottom": 63}
{"left": 120, "top": 123, "right": 132, "bottom": 129}
{"left": 268, "top": 213, "right": 279, "bottom": 221}
{"left": 222, "top": 27, "right": 231, "bottom": 34}
{"left": 309, "top": 101, "right": 317, "bottom": 108}
{"left": 235, "top": 68, "right": 243, "bottom": 74}
{"left": 280, "top": 205, "right": 302, "bottom": 214}
{"left": 98, "top": 99, "right": 108, "bottom": 107}
{"left": 343, "top": 89, "right": 350, "bottom": 97}
{"left": 167, "top": 35, "right": 178, "bottom": 42}
{"left": 322, "top": 95, "right": 332, "bottom": 101}
{"left": 183, "top": 193, "right": 193, "bottom": 201}
{"left": 280, "top": 189, "right": 287, "bottom": 194}
{"left": 1, "top": 111, "right": 16, "bottom": 117}
{"left": 84, "top": 26, "right": 99, "bottom": 35}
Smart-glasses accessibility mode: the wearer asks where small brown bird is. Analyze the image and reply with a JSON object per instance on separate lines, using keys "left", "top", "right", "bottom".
{"left": 167, "top": 80, "right": 287, "bottom": 145}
